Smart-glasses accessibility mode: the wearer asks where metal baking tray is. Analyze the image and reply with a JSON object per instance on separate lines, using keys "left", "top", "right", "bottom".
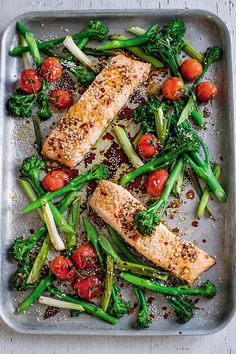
{"left": 0, "top": 9, "right": 235, "bottom": 336}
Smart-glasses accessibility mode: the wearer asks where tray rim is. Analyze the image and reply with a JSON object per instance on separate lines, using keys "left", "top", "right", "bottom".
{"left": 0, "top": 8, "right": 235, "bottom": 336}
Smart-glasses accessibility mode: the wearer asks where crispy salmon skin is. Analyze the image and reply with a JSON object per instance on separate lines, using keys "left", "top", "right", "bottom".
{"left": 89, "top": 180, "right": 215, "bottom": 285}
{"left": 42, "top": 54, "right": 151, "bottom": 167}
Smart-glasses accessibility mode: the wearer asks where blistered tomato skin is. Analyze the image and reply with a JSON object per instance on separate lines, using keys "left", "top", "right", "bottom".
{"left": 137, "top": 133, "right": 160, "bottom": 159}
{"left": 196, "top": 82, "right": 218, "bottom": 102}
{"left": 73, "top": 276, "right": 101, "bottom": 300}
{"left": 42, "top": 170, "right": 70, "bottom": 192}
{"left": 20, "top": 69, "right": 42, "bottom": 93}
{"left": 145, "top": 170, "right": 169, "bottom": 198}
{"left": 181, "top": 59, "right": 203, "bottom": 81}
{"left": 162, "top": 77, "right": 185, "bottom": 100}
{"left": 50, "top": 256, "right": 76, "bottom": 281}
{"left": 49, "top": 89, "right": 73, "bottom": 109}
{"left": 72, "top": 245, "right": 98, "bottom": 270}
{"left": 40, "top": 57, "right": 63, "bottom": 82}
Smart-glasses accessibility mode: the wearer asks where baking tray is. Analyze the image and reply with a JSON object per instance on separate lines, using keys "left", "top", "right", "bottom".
{"left": 0, "top": 9, "right": 235, "bottom": 336}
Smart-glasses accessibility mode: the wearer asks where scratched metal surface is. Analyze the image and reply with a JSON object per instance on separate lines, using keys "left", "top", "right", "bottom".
{"left": 0, "top": 2, "right": 234, "bottom": 353}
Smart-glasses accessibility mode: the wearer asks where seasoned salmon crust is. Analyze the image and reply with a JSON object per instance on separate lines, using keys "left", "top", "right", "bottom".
{"left": 89, "top": 180, "right": 216, "bottom": 285}
{"left": 42, "top": 54, "right": 151, "bottom": 167}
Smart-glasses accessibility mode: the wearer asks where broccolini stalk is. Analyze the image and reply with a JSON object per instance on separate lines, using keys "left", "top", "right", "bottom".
{"left": 121, "top": 273, "right": 216, "bottom": 299}
{"left": 21, "top": 164, "right": 109, "bottom": 213}
{"left": 107, "top": 226, "right": 139, "bottom": 264}
{"left": 18, "top": 178, "right": 43, "bottom": 219}
{"left": 17, "top": 274, "right": 54, "bottom": 313}
{"left": 127, "top": 26, "right": 203, "bottom": 62}
{"left": 68, "top": 197, "right": 80, "bottom": 249}
{"left": 97, "top": 24, "right": 158, "bottom": 50}
{"left": 32, "top": 115, "right": 42, "bottom": 154}
{"left": 11, "top": 20, "right": 109, "bottom": 56}
{"left": 109, "top": 284, "right": 130, "bottom": 318}
{"left": 25, "top": 31, "right": 41, "bottom": 67}
{"left": 114, "top": 126, "right": 144, "bottom": 168}
{"left": 13, "top": 264, "right": 35, "bottom": 291}
{"left": 20, "top": 34, "right": 33, "bottom": 69}
{"left": 133, "top": 129, "right": 144, "bottom": 149}
{"left": 83, "top": 217, "right": 104, "bottom": 267}
{"left": 197, "top": 164, "right": 221, "bottom": 219}
{"left": 172, "top": 160, "right": 185, "bottom": 198}
{"left": 63, "top": 35, "right": 96, "bottom": 72}
{"left": 39, "top": 296, "right": 85, "bottom": 312}
{"left": 47, "top": 286, "right": 118, "bottom": 325}
{"left": 165, "top": 295, "right": 197, "bottom": 324}
{"left": 135, "top": 158, "right": 184, "bottom": 236}
{"left": 110, "top": 35, "right": 164, "bottom": 68}
{"left": 133, "top": 286, "right": 151, "bottom": 328}
{"left": 115, "top": 260, "right": 168, "bottom": 281}
{"left": 100, "top": 255, "right": 114, "bottom": 311}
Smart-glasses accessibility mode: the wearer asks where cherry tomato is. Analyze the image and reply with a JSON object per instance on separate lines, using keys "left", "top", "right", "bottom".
{"left": 181, "top": 59, "right": 203, "bottom": 81}
{"left": 20, "top": 69, "right": 41, "bottom": 93}
{"left": 42, "top": 170, "right": 70, "bottom": 192}
{"left": 137, "top": 133, "right": 160, "bottom": 159}
{"left": 162, "top": 77, "right": 185, "bottom": 100}
{"left": 73, "top": 276, "right": 101, "bottom": 300}
{"left": 196, "top": 82, "right": 218, "bottom": 102}
{"left": 49, "top": 89, "right": 73, "bottom": 109}
{"left": 50, "top": 256, "right": 76, "bottom": 281}
{"left": 40, "top": 57, "right": 62, "bottom": 82}
{"left": 145, "top": 170, "right": 169, "bottom": 198}
{"left": 72, "top": 245, "right": 97, "bottom": 270}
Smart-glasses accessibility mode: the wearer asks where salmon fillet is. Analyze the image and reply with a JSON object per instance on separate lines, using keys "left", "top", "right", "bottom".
{"left": 89, "top": 180, "right": 215, "bottom": 284}
{"left": 42, "top": 54, "right": 151, "bottom": 167}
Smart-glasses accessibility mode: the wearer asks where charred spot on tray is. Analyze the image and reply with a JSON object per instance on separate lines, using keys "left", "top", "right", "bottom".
{"left": 43, "top": 306, "right": 60, "bottom": 319}
{"left": 102, "top": 132, "right": 114, "bottom": 141}
{"left": 163, "top": 313, "right": 168, "bottom": 319}
{"left": 84, "top": 152, "right": 96, "bottom": 168}
{"left": 168, "top": 199, "right": 182, "bottom": 208}
{"left": 103, "top": 141, "right": 130, "bottom": 178}
{"left": 203, "top": 108, "right": 211, "bottom": 118}
{"left": 150, "top": 313, "right": 155, "bottom": 319}
{"left": 117, "top": 107, "right": 133, "bottom": 121}
{"left": 202, "top": 239, "right": 207, "bottom": 243}
{"left": 148, "top": 296, "right": 155, "bottom": 305}
{"left": 127, "top": 175, "right": 146, "bottom": 193}
{"left": 186, "top": 190, "right": 195, "bottom": 200}
{"left": 192, "top": 221, "right": 199, "bottom": 227}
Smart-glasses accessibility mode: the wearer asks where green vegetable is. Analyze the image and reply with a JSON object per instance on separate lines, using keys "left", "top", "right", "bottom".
{"left": 21, "top": 164, "right": 109, "bottom": 213}
{"left": 37, "top": 90, "right": 52, "bottom": 121}
{"left": 25, "top": 31, "right": 41, "bottom": 67}
{"left": 47, "top": 286, "right": 118, "bottom": 325}
{"left": 68, "top": 197, "right": 80, "bottom": 250}
{"left": 107, "top": 226, "right": 139, "bottom": 264}
{"left": 134, "top": 287, "right": 151, "bottom": 328}
{"left": 133, "top": 129, "right": 144, "bottom": 149}
{"left": 100, "top": 255, "right": 114, "bottom": 311}
{"left": 199, "top": 46, "right": 222, "bottom": 81}
{"left": 154, "top": 106, "right": 171, "bottom": 146}
{"left": 21, "top": 156, "right": 75, "bottom": 236}
{"left": 121, "top": 273, "right": 216, "bottom": 299}
{"left": 32, "top": 115, "right": 42, "bottom": 154}
{"left": 70, "top": 66, "right": 94, "bottom": 86}
{"left": 98, "top": 235, "right": 121, "bottom": 261}
{"left": 7, "top": 90, "right": 37, "bottom": 117}
{"left": 146, "top": 19, "right": 186, "bottom": 78}
{"left": 165, "top": 295, "right": 197, "bottom": 324}
{"left": 13, "top": 264, "right": 35, "bottom": 291}
{"left": 17, "top": 274, "right": 54, "bottom": 313}
{"left": 171, "top": 160, "right": 185, "bottom": 198}
{"left": 20, "top": 34, "right": 33, "bottom": 69}
{"left": 197, "top": 164, "right": 221, "bottom": 219}
{"left": 119, "top": 128, "right": 199, "bottom": 186}
{"left": 39, "top": 296, "right": 85, "bottom": 312}
{"left": 114, "top": 126, "right": 143, "bottom": 168}
{"left": 109, "top": 284, "right": 130, "bottom": 318}
{"left": 18, "top": 178, "right": 43, "bottom": 219}
{"left": 134, "top": 157, "right": 184, "bottom": 235}
{"left": 97, "top": 23, "right": 158, "bottom": 50}
{"left": 83, "top": 217, "right": 104, "bottom": 267}
{"left": 133, "top": 96, "right": 164, "bottom": 133}
{"left": 110, "top": 35, "right": 164, "bottom": 68}
{"left": 10, "top": 20, "right": 109, "bottom": 56}
{"left": 115, "top": 260, "right": 168, "bottom": 281}
{"left": 83, "top": 47, "right": 123, "bottom": 57}
{"left": 65, "top": 36, "right": 89, "bottom": 61}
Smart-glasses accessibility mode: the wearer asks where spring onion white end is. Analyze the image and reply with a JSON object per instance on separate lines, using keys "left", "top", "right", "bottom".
{"left": 20, "top": 34, "right": 33, "bottom": 69}
{"left": 39, "top": 296, "right": 85, "bottom": 311}
{"left": 42, "top": 203, "right": 65, "bottom": 251}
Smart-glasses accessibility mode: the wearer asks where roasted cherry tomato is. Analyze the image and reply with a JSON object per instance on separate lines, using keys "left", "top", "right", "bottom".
{"left": 162, "top": 77, "right": 185, "bottom": 100}
{"left": 73, "top": 276, "right": 101, "bottom": 300}
{"left": 50, "top": 256, "right": 76, "bottom": 281}
{"left": 42, "top": 170, "right": 70, "bottom": 192}
{"left": 49, "top": 89, "right": 73, "bottom": 109}
{"left": 20, "top": 69, "right": 41, "bottom": 93}
{"left": 72, "top": 245, "right": 97, "bottom": 270}
{"left": 180, "top": 59, "right": 203, "bottom": 81}
{"left": 196, "top": 82, "right": 218, "bottom": 102}
{"left": 137, "top": 133, "right": 160, "bottom": 159}
{"left": 145, "top": 170, "right": 169, "bottom": 198}
{"left": 40, "top": 57, "right": 62, "bottom": 82}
